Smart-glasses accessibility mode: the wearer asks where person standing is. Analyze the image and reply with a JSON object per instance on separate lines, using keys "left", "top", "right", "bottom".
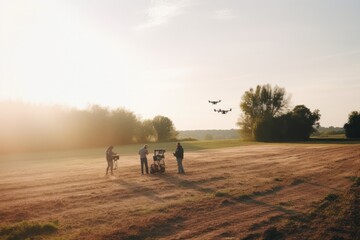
{"left": 138, "top": 144, "right": 149, "bottom": 174}
{"left": 106, "top": 146, "right": 116, "bottom": 175}
{"left": 174, "top": 142, "right": 185, "bottom": 174}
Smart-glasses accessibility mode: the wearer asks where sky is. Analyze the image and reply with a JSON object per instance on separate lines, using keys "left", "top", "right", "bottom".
{"left": 1, "top": 0, "right": 359, "bottom": 130}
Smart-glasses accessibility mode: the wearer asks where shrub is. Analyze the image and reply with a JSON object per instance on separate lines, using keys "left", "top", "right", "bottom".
{"left": 344, "top": 111, "right": 360, "bottom": 138}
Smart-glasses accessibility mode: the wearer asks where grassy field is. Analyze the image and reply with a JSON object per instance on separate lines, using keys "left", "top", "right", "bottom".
{"left": 1, "top": 139, "right": 360, "bottom": 239}
{"left": 1, "top": 138, "right": 359, "bottom": 172}
{"left": 114, "top": 139, "right": 260, "bottom": 154}
{"left": 0, "top": 139, "right": 255, "bottom": 164}
{"left": 1, "top": 138, "right": 359, "bottom": 162}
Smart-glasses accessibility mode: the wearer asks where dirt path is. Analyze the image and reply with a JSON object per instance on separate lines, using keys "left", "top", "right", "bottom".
{"left": 0, "top": 144, "right": 359, "bottom": 239}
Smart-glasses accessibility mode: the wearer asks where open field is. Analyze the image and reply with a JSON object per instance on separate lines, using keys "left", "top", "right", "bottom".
{"left": 1, "top": 142, "right": 360, "bottom": 239}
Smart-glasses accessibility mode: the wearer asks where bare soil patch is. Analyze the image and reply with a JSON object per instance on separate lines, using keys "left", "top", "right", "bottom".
{"left": 1, "top": 144, "right": 359, "bottom": 239}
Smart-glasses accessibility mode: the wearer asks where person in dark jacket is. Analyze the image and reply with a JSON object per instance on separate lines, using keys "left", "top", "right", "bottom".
{"left": 173, "top": 142, "right": 185, "bottom": 174}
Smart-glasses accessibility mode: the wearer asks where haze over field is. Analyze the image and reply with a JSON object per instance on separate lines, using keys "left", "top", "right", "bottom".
{"left": 1, "top": 0, "right": 359, "bottom": 130}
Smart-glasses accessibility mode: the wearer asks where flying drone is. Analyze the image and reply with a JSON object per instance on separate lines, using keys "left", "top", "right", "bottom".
{"left": 214, "top": 108, "right": 232, "bottom": 114}
{"left": 208, "top": 100, "right": 221, "bottom": 105}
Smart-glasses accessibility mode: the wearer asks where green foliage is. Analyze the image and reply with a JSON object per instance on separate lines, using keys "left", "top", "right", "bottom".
{"left": 135, "top": 119, "right": 156, "bottom": 143}
{"left": 238, "top": 84, "right": 289, "bottom": 140}
{"left": 0, "top": 221, "right": 58, "bottom": 240}
{"left": 344, "top": 111, "right": 360, "bottom": 138}
{"left": 238, "top": 85, "right": 322, "bottom": 141}
{"left": 283, "top": 105, "right": 320, "bottom": 140}
{"left": 253, "top": 105, "right": 320, "bottom": 141}
{"left": 253, "top": 115, "right": 281, "bottom": 141}
{"left": 110, "top": 108, "right": 140, "bottom": 144}
{"left": 152, "top": 115, "right": 178, "bottom": 142}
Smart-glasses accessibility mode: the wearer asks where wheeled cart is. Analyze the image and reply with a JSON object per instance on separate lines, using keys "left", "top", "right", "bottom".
{"left": 150, "top": 149, "right": 166, "bottom": 174}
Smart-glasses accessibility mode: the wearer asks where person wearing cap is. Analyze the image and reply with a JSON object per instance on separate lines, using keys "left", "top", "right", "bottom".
{"left": 138, "top": 144, "right": 149, "bottom": 174}
{"left": 106, "top": 145, "right": 116, "bottom": 175}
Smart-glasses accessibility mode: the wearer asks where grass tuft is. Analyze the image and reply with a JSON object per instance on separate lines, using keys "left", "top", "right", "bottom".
{"left": 236, "top": 194, "right": 252, "bottom": 202}
{"left": 291, "top": 179, "right": 305, "bottom": 186}
{"left": 214, "top": 189, "right": 231, "bottom": 198}
{"left": 325, "top": 193, "right": 339, "bottom": 202}
{"left": 0, "top": 221, "right": 58, "bottom": 240}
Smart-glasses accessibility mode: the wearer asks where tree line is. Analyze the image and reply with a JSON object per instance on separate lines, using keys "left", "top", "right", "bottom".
{"left": 1, "top": 84, "right": 359, "bottom": 153}
{"left": 237, "top": 84, "right": 360, "bottom": 141}
{"left": 0, "top": 101, "right": 177, "bottom": 153}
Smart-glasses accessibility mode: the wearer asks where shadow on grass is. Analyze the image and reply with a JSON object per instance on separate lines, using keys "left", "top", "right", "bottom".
{"left": 103, "top": 215, "right": 185, "bottom": 240}
{"left": 158, "top": 174, "right": 304, "bottom": 218}
{"left": 110, "top": 173, "right": 314, "bottom": 240}
{"left": 303, "top": 180, "right": 342, "bottom": 192}
{"left": 160, "top": 174, "right": 216, "bottom": 194}
{"left": 237, "top": 194, "right": 302, "bottom": 216}
{"left": 115, "top": 179, "right": 163, "bottom": 202}
{"left": 291, "top": 177, "right": 343, "bottom": 192}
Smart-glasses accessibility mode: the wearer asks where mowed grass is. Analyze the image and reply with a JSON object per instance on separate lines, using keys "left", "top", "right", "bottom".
{"left": 115, "top": 139, "right": 258, "bottom": 155}
{"left": 1, "top": 140, "right": 360, "bottom": 239}
{"left": 1, "top": 138, "right": 359, "bottom": 166}
{"left": 0, "top": 139, "right": 255, "bottom": 169}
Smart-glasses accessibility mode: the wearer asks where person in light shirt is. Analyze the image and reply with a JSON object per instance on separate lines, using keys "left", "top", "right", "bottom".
{"left": 138, "top": 144, "right": 149, "bottom": 175}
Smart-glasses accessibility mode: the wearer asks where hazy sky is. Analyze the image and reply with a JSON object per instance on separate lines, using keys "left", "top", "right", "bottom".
{"left": 1, "top": 0, "right": 359, "bottom": 130}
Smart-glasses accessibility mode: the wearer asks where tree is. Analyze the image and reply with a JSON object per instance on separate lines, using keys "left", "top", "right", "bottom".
{"left": 110, "top": 108, "right": 139, "bottom": 144}
{"left": 344, "top": 111, "right": 360, "bottom": 138}
{"left": 152, "top": 115, "right": 178, "bottom": 142}
{"left": 286, "top": 105, "right": 320, "bottom": 140}
{"left": 253, "top": 105, "right": 320, "bottom": 141}
{"left": 136, "top": 119, "right": 156, "bottom": 143}
{"left": 253, "top": 115, "right": 282, "bottom": 141}
{"left": 238, "top": 84, "right": 290, "bottom": 139}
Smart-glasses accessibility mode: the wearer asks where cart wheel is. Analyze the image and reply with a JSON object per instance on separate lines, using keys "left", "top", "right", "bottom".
{"left": 150, "top": 164, "right": 155, "bottom": 174}
{"left": 159, "top": 165, "right": 165, "bottom": 173}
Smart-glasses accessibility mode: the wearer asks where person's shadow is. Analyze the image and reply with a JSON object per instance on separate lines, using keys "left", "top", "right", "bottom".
{"left": 115, "top": 178, "right": 163, "bottom": 202}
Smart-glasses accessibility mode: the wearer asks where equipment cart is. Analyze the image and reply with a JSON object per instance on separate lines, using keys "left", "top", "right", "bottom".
{"left": 150, "top": 149, "right": 166, "bottom": 174}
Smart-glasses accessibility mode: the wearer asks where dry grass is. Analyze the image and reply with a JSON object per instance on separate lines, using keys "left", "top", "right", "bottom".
{"left": 0, "top": 143, "right": 359, "bottom": 239}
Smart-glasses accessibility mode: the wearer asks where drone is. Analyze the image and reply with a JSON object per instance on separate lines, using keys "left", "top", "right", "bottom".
{"left": 214, "top": 108, "right": 232, "bottom": 114}
{"left": 208, "top": 100, "right": 221, "bottom": 105}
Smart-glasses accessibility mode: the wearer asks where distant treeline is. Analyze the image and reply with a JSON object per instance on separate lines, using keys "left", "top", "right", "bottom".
{"left": 178, "top": 129, "right": 239, "bottom": 140}
{"left": 0, "top": 101, "right": 177, "bottom": 153}
{"left": 237, "top": 84, "right": 359, "bottom": 141}
{"left": 313, "top": 126, "right": 345, "bottom": 137}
